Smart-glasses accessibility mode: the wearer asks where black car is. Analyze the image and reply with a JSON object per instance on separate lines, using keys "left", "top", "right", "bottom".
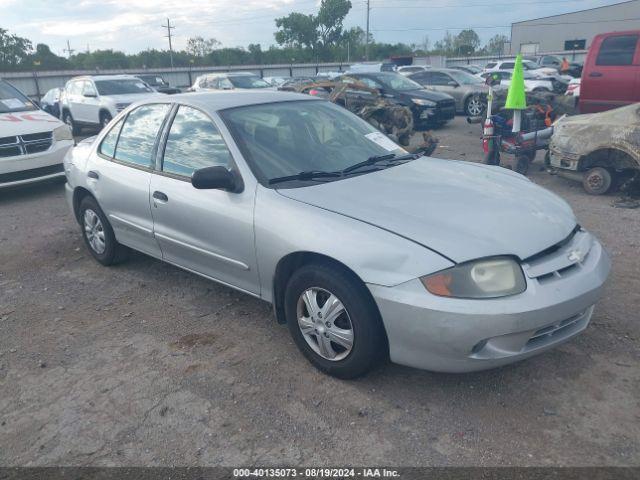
{"left": 136, "top": 75, "right": 181, "bottom": 94}
{"left": 337, "top": 72, "right": 456, "bottom": 129}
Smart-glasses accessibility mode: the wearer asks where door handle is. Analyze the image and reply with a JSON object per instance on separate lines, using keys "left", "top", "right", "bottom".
{"left": 153, "top": 191, "right": 168, "bottom": 203}
{"left": 87, "top": 170, "right": 99, "bottom": 180}
{"left": 589, "top": 72, "right": 603, "bottom": 77}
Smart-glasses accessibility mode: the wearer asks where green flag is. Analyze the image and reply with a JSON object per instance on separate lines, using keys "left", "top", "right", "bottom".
{"left": 505, "top": 54, "right": 527, "bottom": 110}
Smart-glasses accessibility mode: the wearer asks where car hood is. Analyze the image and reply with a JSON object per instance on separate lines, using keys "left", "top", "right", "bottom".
{"left": 277, "top": 158, "right": 576, "bottom": 263}
{"left": 403, "top": 89, "right": 454, "bottom": 102}
{"left": 0, "top": 110, "right": 64, "bottom": 135}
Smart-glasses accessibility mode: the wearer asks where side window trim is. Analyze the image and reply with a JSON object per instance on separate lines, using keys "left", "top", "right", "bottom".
{"left": 97, "top": 116, "right": 125, "bottom": 160}
{"left": 156, "top": 103, "right": 242, "bottom": 184}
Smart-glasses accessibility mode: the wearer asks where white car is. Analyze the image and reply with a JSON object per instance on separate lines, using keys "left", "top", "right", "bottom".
{"left": 484, "top": 59, "right": 557, "bottom": 78}
{"left": 397, "top": 65, "right": 431, "bottom": 76}
{"left": 60, "top": 75, "right": 161, "bottom": 133}
{"left": 480, "top": 71, "right": 555, "bottom": 93}
{"left": 191, "top": 72, "right": 273, "bottom": 92}
{"left": 1, "top": 80, "right": 74, "bottom": 188}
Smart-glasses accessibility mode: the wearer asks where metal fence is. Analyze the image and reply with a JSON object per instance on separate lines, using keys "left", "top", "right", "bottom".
{"left": 1, "top": 62, "right": 352, "bottom": 100}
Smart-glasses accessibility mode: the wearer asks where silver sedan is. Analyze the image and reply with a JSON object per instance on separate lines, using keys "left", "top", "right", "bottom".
{"left": 64, "top": 91, "right": 610, "bottom": 378}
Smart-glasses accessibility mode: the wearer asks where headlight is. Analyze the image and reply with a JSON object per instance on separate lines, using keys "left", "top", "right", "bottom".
{"left": 412, "top": 98, "right": 436, "bottom": 107}
{"left": 420, "top": 257, "right": 526, "bottom": 299}
{"left": 53, "top": 124, "right": 73, "bottom": 141}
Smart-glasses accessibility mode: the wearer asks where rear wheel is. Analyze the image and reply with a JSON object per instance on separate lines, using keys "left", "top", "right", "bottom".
{"left": 583, "top": 167, "right": 613, "bottom": 195}
{"left": 284, "top": 264, "right": 386, "bottom": 379}
{"left": 99, "top": 111, "right": 113, "bottom": 130}
{"left": 78, "top": 196, "right": 128, "bottom": 265}
{"left": 63, "top": 111, "right": 81, "bottom": 136}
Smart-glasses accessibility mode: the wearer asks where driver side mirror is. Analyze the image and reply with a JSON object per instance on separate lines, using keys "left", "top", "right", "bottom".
{"left": 191, "top": 166, "right": 238, "bottom": 191}
{"left": 84, "top": 91, "right": 97, "bottom": 98}
{"left": 447, "top": 81, "right": 459, "bottom": 87}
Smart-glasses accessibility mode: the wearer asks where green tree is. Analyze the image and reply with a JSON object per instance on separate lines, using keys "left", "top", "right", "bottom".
{"left": 454, "top": 29, "right": 480, "bottom": 55}
{"left": 26, "top": 43, "right": 70, "bottom": 70}
{"left": 274, "top": 12, "right": 318, "bottom": 49}
{"left": 316, "top": 0, "right": 352, "bottom": 47}
{"left": 485, "top": 34, "right": 509, "bottom": 55}
{"left": 0, "top": 27, "right": 32, "bottom": 70}
{"left": 186, "top": 36, "right": 220, "bottom": 57}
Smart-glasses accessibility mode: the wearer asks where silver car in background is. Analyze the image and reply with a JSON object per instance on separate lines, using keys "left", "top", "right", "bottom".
{"left": 64, "top": 91, "right": 610, "bottom": 378}
{"left": 408, "top": 68, "right": 489, "bottom": 116}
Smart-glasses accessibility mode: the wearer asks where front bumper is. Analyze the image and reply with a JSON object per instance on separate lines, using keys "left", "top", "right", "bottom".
{"left": 549, "top": 145, "right": 581, "bottom": 171}
{"left": 368, "top": 233, "right": 611, "bottom": 373}
{"left": 0, "top": 139, "right": 73, "bottom": 188}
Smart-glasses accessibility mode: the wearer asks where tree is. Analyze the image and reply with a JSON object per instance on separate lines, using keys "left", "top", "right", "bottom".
{"left": 0, "top": 27, "right": 32, "bottom": 70}
{"left": 454, "top": 29, "right": 480, "bottom": 55}
{"left": 186, "top": 36, "right": 220, "bottom": 57}
{"left": 316, "top": 0, "right": 352, "bottom": 47}
{"left": 485, "top": 34, "right": 509, "bottom": 56}
{"left": 433, "top": 31, "right": 455, "bottom": 55}
{"left": 26, "top": 43, "right": 70, "bottom": 70}
{"left": 274, "top": 12, "right": 318, "bottom": 49}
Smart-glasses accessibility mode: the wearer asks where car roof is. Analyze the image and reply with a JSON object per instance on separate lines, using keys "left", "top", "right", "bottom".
{"left": 135, "top": 90, "right": 318, "bottom": 112}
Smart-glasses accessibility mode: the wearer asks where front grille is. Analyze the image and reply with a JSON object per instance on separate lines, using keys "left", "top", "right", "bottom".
{"left": 0, "top": 131, "right": 53, "bottom": 158}
{"left": 525, "top": 309, "right": 590, "bottom": 349}
{"left": 0, "top": 163, "right": 64, "bottom": 184}
{"left": 522, "top": 226, "right": 593, "bottom": 283}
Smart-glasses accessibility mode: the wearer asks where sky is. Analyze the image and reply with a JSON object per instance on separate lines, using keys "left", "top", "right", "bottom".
{"left": 0, "top": 0, "right": 629, "bottom": 56}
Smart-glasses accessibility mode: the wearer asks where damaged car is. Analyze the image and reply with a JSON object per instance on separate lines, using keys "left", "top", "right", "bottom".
{"left": 549, "top": 103, "right": 640, "bottom": 195}
{"left": 65, "top": 91, "right": 610, "bottom": 379}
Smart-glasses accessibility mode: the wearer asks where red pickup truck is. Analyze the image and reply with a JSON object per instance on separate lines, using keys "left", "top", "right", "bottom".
{"left": 580, "top": 30, "right": 640, "bottom": 113}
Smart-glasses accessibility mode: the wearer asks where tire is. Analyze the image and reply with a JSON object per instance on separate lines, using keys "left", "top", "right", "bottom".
{"left": 99, "top": 111, "right": 113, "bottom": 130}
{"left": 284, "top": 263, "right": 386, "bottom": 379}
{"left": 78, "top": 196, "right": 128, "bottom": 266}
{"left": 583, "top": 167, "right": 613, "bottom": 195}
{"left": 465, "top": 95, "right": 485, "bottom": 117}
{"left": 63, "top": 110, "right": 81, "bottom": 136}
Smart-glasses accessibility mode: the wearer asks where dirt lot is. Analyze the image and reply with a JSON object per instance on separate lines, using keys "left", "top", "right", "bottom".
{"left": 1, "top": 116, "right": 639, "bottom": 467}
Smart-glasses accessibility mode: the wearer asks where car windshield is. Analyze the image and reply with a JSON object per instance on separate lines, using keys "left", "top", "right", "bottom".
{"left": 221, "top": 100, "right": 406, "bottom": 187}
{"left": 140, "top": 76, "right": 166, "bottom": 86}
{"left": 0, "top": 81, "right": 37, "bottom": 113}
{"left": 523, "top": 61, "right": 538, "bottom": 70}
{"left": 228, "top": 75, "right": 271, "bottom": 89}
{"left": 374, "top": 73, "right": 422, "bottom": 91}
{"left": 448, "top": 70, "right": 483, "bottom": 85}
{"left": 94, "top": 79, "right": 154, "bottom": 95}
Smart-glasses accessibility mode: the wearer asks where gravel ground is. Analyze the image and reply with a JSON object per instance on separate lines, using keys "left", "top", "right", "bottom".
{"left": 0, "top": 116, "right": 638, "bottom": 467}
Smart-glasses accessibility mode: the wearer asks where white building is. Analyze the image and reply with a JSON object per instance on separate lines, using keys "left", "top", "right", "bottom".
{"left": 510, "top": 0, "right": 640, "bottom": 54}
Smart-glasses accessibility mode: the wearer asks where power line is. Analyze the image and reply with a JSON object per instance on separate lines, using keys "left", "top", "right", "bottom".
{"left": 365, "top": 0, "right": 370, "bottom": 60}
{"left": 63, "top": 39, "right": 75, "bottom": 58}
{"left": 161, "top": 18, "right": 176, "bottom": 68}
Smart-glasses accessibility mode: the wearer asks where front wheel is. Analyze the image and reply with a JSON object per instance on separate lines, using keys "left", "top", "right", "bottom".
{"left": 99, "top": 111, "right": 113, "bottom": 130}
{"left": 583, "top": 167, "right": 613, "bottom": 195}
{"left": 63, "top": 111, "right": 81, "bottom": 136}
{"left": 465, "top": 95, "right": 485, "bottom": 117}
{"left": 284, "top": 264, "right": 386, "bottom": 379}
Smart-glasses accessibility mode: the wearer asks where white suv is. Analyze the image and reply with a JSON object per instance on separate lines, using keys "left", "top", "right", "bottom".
{"left": 60, "top": 75, "right": 161, "bottom": 133}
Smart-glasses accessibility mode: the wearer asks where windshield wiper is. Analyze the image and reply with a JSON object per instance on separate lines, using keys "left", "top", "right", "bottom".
{"left": 341, "top": 152, "right": 419, "bottom": 175}
{"left": 268, "top": 170, "right": 341, "bottom": 185}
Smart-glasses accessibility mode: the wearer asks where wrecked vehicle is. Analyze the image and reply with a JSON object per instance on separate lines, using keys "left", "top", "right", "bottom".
{"left": 549, "top": 103, "right": 640, "bottom": 195}
{"left": 65, "top": 91, "right": 610, "bottom": 378}
{"left": 282, "top": 77, "right": 440, "bottom": 155}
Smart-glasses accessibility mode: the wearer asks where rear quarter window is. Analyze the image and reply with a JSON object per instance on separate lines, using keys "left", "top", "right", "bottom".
{"left": 596, "top": 35, "right": 638, "bottom": 66}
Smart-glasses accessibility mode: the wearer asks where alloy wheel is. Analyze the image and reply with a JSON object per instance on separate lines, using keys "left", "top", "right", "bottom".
{"left": 467, "top": 96, "right": 483, "bottom": 116}
{"left": 296, "top": 287, "right": 354, "bottom": 361}
{"left": 83, "top": 209, "right": 106, "bottom": 254}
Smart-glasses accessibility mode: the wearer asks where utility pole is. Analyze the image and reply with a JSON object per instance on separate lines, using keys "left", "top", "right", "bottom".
{"left": 63, "top": 40, "right": 75, "bottom": 58}
{"left": 365, "top": 0, "right": 370, "bottom": 61}
{"left": 162, "top": 18, "right": 176, "bottom": 68}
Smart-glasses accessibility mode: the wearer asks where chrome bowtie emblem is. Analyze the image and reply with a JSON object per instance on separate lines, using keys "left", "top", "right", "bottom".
{"left": 568, "top": 249, "right": 584, "bottom": 263}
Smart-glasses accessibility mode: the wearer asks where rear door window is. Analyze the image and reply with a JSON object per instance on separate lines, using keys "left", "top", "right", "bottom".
{"left": 500, "top": 62, "right": 515, "bottom": 70}
{"left": 596, "top": 35, "right": 639, "bottom": 66}
{"left": 99, "top": 118, "right": 124, "bottom": 158}
{"left": 161, "top": 106, "right": 233, "bottom": 177}
{"left": 114, "top": 104, "right": 171, "bottom": 168}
